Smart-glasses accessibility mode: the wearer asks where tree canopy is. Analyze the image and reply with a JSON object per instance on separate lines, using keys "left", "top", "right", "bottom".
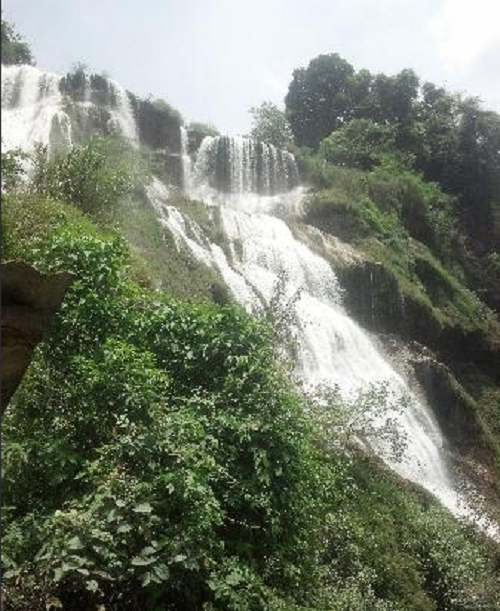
{"left": 1, "top": 17, "right": 34, "bottom": 65}
{"left": 249, "top": 101, "right": 293, "bottom": 148}
{"left": 285, "top": 52, "right": 500, "bottom": 256}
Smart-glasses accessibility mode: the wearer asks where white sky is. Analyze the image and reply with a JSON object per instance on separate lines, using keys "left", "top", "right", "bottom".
{"left": 4, "top": 0, "right": 500, "bottom": 133}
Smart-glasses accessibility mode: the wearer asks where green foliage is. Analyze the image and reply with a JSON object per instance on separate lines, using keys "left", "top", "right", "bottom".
{"left": 286, "top": 52, "right": 500, "bottom": 274}
{"left": 1, "top": 17, "right": 34, "bottom": 65}
{"left": 1, "top": 148, "right": 28, "bottom": 191}
{"left": 302, "top": 160, "right": 500, "bottom": 355}
{"left": 1, "top": 192, "right": 95, "bottom": 262}
{"left": 319, "top": 119, "right": 401, "bottom": 171}
{"left": 30, "top": 136, "right": 133, "bottom": 217}
{"left": 249, "top": 102, "right": 293, "bottom": 149}
{"left": 151, "top": 98, "right": 183, "bottom": 125}
{"left": 285, "top": 54, "right": 358, "bottom": 148}
{"left": 285, "top": 55, "right": 419, "bottom": 151}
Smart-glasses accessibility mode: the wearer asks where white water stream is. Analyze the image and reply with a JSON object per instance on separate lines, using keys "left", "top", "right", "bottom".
{"left": 1, "top": 65, "right": 138, "bottom": 154}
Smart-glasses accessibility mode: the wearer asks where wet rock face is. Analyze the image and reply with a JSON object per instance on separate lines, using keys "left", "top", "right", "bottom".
{"left": 337, "top": 261, "right": 406, "bottom": 334}
{"left": 411, "top": 357, "right": 482, "bottom": 451}
{"left": 337, "top": 261, "right": 442, "bottom": 343}
{"left": 1, "top": 262, "right": 72, "bottom": 410}
{"left": 337, "top": 260, "right": 500, "bottom": 382}
{"left": 130, "top": 97, "right": 182, "bottom": 153}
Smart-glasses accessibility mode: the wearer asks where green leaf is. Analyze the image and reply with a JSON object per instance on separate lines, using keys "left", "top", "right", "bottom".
{"left": 86, "top": 579, "right": 99, "bottom": 593}
{"left": 67, "top": 535, "right": 83, "bottom": 550}
{"left": 131, "top": 556, "right": 156, "bottom": 566}
{"left": 226, "top": 571, "right": 243, "bottom": 586}
{"left": 133, "top": 502, "right": 153, "bottom": 514}
{"left": 153, "top": 563, "right": 169, "bottom": 581}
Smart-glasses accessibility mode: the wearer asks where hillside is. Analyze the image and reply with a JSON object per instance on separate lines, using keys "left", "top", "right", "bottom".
{"left": 2, "top": 19, "right": 500, "bottom": 611}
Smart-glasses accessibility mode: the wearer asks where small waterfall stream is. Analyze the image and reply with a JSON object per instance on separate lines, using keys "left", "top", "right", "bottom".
{"left": 191, "top": 135, "right": 299, "bottom": 195}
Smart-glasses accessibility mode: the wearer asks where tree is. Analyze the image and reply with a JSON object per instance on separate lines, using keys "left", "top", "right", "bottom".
{"left": 455, "top": 99, "right": 500, "bottom": 251}
{"left": 412, "top": 82, "right": 461, "bottom": 191}
{"left": 285, "top": 54, "right": 357, "bottom": 148}
{"left": 1, "top": 17, "right": 34, "bottom": 65}
{"left": 1, "top": 149, "right": 28, "bottom": 191}
{"left": 319, "top": 118, "right": 400, "bottom": 170}
{"left": 249, "top": 101, "right": 293, "bottom": 148}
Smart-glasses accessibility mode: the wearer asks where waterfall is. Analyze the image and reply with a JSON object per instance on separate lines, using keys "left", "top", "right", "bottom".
{"left": 191, "top": 135, "right": 299, "bottom": 195}
{"left": 148, "top": 138, "right": 500, "bottom": 538}
{"left": 3, "top": 67, "right": 497, "bottom": 537}
{"left": 180, "top": 126, "right": 192, "bottom": 192}
{"left": 1, "top": 65, "right": 72, "bottom": 153}
{"left": 1, "top": 65, "right": 139, "bottom": 153}
{"left": 107, "top": 78, "right": 138, "bottom": 145}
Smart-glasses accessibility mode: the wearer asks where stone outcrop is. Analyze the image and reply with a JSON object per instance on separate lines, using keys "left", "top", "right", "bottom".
{"left": 336, "top": 259, "right": 500, "bottom": 382}
{"left": 1, "top": 261, "right": 73, "bottom": 411}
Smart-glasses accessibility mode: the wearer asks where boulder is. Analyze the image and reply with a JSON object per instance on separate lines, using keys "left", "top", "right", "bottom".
{"left": 1, "top": 261, "right": 72, "bottom": 411}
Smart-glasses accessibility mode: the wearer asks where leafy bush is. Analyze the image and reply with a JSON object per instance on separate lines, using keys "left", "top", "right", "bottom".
{"left": 30, "top": 137, "right": 133, "bottom": 217}
{"left": 1, "top": 149, "right": 28, "bottom": 192}
{"left": 1, "top": 217, "right": 335, "bottom": 610}
{"left": 319, "top": 119, "right": 401, "bottom": 171}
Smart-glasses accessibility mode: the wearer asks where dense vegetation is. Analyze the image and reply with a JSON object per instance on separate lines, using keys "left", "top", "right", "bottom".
{"left": 249, "top": 102, "right": 293, "bottom": 149}
{"left": 1, "top": 16, "right": 34, "bottom": 65}
{"left": 2, "top": 23, "right": 500, "bottom": 611}
{"left": 285, "top": 54, "right": 500, "bottom": 277}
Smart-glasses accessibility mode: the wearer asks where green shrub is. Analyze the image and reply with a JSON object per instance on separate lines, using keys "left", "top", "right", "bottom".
{"left": 30, "top": 137, "right": 133, "bottom": 218}
{"left": 319, "top": 119, "right": 399, "bottom": 171}
{"left": 1, "top": 149, "right": 28, "bottom": 192}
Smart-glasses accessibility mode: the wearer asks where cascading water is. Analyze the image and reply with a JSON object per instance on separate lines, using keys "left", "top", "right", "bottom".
{"left": 107, "top": 78, "right": 138, "bottom": 144}
{"left": 1, "top": 64, "right": 72, "bottom": 153}
{"left": 191, "top": 135, "right": 299, "bottom": 195}
{"left": 150, "top": 133, "right": 499, "bottom": 538}
{"left": 1, "top": 65, "right": 138, "bottom": 154}
{"left": 180, "top": 126, "right": 192, "bottom": 192}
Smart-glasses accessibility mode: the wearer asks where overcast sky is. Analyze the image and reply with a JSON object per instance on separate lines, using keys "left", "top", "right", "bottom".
{"left": 4, "top": 0, "right": 500, "bottom": 133}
